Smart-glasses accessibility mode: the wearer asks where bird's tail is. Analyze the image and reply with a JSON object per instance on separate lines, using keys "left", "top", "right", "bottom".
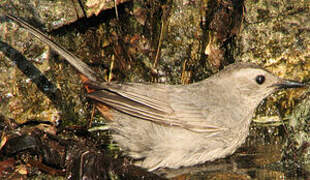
{"left": 4, "top": 14, "right": 99, "bottom": 82}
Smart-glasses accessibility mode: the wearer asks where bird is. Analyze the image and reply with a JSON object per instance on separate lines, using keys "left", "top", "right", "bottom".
{"left": 4, "top": 14, "right": 306, "bottom": 171}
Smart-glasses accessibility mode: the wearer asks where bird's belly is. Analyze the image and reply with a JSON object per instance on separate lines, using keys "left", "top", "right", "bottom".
{"left": 108, "top": 111, "right": 251, "bottom": 170}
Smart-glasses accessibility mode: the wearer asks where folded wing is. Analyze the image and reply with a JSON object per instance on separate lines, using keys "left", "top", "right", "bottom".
{"left": 87, "top": 82, "right": 225, "bottom": 133}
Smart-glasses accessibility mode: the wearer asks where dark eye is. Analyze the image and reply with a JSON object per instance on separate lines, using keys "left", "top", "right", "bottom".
{"left": 255, "top": 75, "right": 265, "bottom": 85}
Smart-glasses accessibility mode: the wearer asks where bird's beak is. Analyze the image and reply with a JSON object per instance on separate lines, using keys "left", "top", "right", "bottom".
{"left": 272, "top": 79, "right": 306, "bottom": 89}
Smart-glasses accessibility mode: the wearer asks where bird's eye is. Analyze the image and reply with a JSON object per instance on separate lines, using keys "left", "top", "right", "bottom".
{"left": 255, "top": 75, "right": 265, "bottom": 85}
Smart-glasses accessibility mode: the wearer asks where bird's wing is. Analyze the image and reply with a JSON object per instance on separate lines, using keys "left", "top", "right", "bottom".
{"left": 87, "top": 82, "right": 226, "bottom": 133}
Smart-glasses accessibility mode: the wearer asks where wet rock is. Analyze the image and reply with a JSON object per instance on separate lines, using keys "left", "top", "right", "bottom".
{"left": 86, "top": 0, "right": 130, "bottom": 16}
{"left": 0, "top": 0, "right": 131, "bottom": 30}
{"left": 159, "top": 0, "right": 205, "bottom": 84}
{"left": 234, "top": 0, "right": 310, "bottom": 81}
{"left": 0, "top": 0, "right": 84, "bottom": 30}
{"left": 282, "top": 91, "right": 310, "bottom": 177}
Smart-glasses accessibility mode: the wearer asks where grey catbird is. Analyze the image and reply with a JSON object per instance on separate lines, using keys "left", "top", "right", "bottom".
{"left": 5, "top": 14, "right": 306, "bottom": 171}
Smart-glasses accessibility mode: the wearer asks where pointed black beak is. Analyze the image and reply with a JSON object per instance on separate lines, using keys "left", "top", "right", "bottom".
{"left": 273, "top": 80, "right": 306, "bottom": 89}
